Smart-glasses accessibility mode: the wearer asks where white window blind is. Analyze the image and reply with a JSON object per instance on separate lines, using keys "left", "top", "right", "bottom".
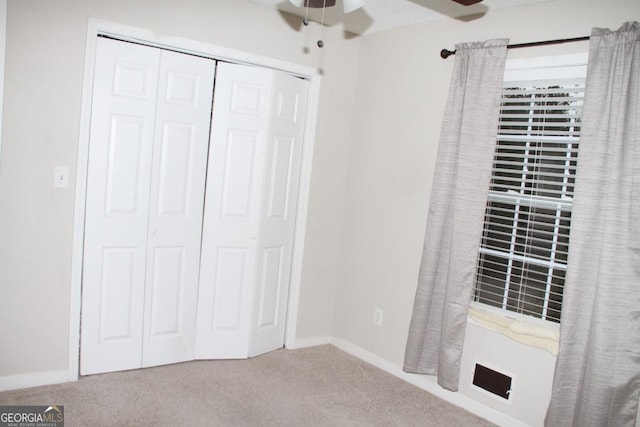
{"left": 473, "top": 54, "right": 587, "bottom": 323}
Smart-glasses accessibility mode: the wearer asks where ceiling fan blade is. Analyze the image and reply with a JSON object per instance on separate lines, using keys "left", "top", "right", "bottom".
{"left": 451, "top": 0, "right": 483, "bottom": 5}
{"left": 289, "top": 0, "right": 305, "bottom": 7}
{"left": 343, "top": 0, "right": 366, "bottom": 13}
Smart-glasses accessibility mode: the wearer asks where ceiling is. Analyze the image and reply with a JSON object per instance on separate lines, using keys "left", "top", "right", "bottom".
{"left": 249, "top": 0, "right": 551, "bottom": 35}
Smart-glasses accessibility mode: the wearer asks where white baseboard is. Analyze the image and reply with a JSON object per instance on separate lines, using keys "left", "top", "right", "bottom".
{"left": 329, "top": 337, "right": 529, "bottom": 427}
{"left": 0, "top": 369, "right": 71, "bottom": 392}
{"left": 286, "top": 335, "right": 331, "bottom": 350}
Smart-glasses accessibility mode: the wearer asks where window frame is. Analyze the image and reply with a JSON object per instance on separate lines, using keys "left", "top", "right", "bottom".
{"left": 471, "top": 52, "right": 588, "bottom": 325}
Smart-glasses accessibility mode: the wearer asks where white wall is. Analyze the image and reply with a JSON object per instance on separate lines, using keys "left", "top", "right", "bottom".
{"left": 333, "top": 0, "right": 640, "bottom": 425}
{"left": 0, "top": 0, "right": 359, "bottom": 379}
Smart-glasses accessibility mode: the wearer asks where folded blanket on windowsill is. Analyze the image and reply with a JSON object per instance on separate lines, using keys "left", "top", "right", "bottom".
{"left": 467, "top": 305, "right": 559, "bottom": 356}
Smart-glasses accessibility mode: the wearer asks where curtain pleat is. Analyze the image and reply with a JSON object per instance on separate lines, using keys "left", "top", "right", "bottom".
{"left": 545, "top": 21, "right": 640, "bottom": 426}
{"left": 403, "top": 39, "right": 508, "bottom": 391}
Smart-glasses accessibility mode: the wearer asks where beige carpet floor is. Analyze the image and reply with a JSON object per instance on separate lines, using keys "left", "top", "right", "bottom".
{"left": 0, "top": 345, "right": 494, "bottom": 426}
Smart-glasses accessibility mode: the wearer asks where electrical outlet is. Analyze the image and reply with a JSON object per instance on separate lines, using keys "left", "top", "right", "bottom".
{"left": 54, "top": 166, "right": 69, "bottom": 189}
{"left": 373, "top": 308, "right": 384, "bottom": 327}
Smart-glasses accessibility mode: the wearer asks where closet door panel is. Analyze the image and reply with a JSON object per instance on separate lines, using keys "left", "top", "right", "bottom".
{"left": 249, "top": 72, "right": 308, "bottom": 357}
{"left": 82, "top": 39, "right": 215, "bottom": 374}
{"left": 81, "top": 37, "right": 160, "bottom": 375}
{"left": 196, "top": 63, "right": 308, "bottom": 359}
{"left": 142, "top": 49, "right": 215, "bottom": 367}
{"left": 196, "top": 62, "right": 272, "bottom": 359}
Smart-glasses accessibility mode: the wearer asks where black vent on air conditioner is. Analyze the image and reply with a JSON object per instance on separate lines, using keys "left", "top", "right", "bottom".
{"left": 472, "top": 364, "right": 512, "bottom": 400}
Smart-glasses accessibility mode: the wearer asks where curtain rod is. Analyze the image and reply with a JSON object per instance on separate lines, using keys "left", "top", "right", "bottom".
{"left": 440, "top": 35, "right": 590, "bottom": 59}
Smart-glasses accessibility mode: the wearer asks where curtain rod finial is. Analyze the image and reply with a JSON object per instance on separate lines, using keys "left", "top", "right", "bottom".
{"left": 440, "top": 49, "right": 456, "bottom": 59}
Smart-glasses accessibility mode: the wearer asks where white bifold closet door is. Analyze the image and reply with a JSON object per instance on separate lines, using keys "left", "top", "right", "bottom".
{"left": 80, "top": 38, "right": 309, "bottom": 376}
{"left": 195, "top": 62, "right": 308, "bottom": 359}
{"left": 81, "top": 37, "right": 215, "bottom": 375}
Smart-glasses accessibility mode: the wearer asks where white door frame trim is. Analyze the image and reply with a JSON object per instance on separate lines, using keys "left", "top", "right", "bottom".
{"left": 68, "top": 17, "right": 320, "bottom": 381}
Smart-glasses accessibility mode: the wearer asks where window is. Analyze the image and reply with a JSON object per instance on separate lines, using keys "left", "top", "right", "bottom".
{"left": 472, "top": 54, "right": 587, "bottom": 323}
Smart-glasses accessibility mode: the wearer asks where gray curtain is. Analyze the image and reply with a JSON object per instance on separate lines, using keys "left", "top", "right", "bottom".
{"left": 545, "top": 22, "right": 640, "bottom": 426}
{"left": 403, "top": 39, "right": 508, "bottom": 391}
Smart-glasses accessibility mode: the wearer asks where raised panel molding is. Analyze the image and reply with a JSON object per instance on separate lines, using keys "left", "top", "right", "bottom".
{"left": 148, "top": 247, "right": 185, "bottom": 337}
{"left": 165, "top": 70, "right": 200, "bottom": 106}
{"left": 105, "top": 116, "right": 146, "bottom": 215}
{"left": 220, "top": 130, "right": 257, "bottom": 219}
{"left": 99, "top": 248, "right": 137, "bottom": 342}
{"left": 276, "top": 91, "right": 299, "bottom": 122}
{"left": 211, "top": 247, "right": 248, "bottom": 331}
{"left": 113, "top": 61, "right": 155, "bottom": 99}
{"left": 230, "top": 82, "right": 263, "bottom": 115}
{"left": 156, "top": 122, "right": 194, "bottom": 216}
{"left": 267, "top": 136, "right": 294, "bottom": 219}
{"left": 257, "top": 246, "right": 284, "bottom": 329}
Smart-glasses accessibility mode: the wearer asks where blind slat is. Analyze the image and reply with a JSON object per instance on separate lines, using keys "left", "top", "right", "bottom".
{"left": 486, "top": 191, "right": 574, "bottom": 210}
{"left": 499, "top": 129, "right": 582, "bottom": 137}
{"left": 497, "top": 135, "right": 580, "bottom": 144}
